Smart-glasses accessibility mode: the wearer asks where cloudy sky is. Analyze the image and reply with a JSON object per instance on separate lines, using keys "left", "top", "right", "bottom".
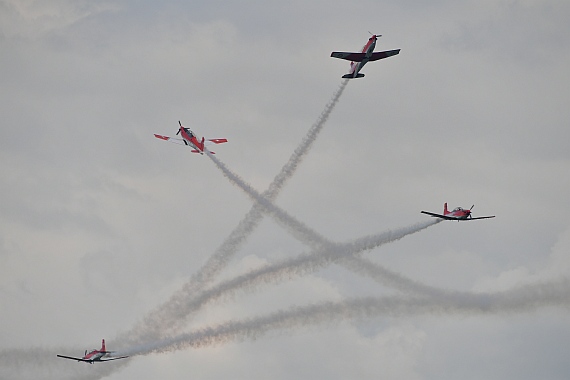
{"left": 1, "top": 0, "right": 570, "bottom": 379}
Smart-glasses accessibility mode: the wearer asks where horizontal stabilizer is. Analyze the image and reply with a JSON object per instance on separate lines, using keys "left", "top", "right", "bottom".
{"left": 154, "top": 134, "right": 169, "bottom": 141}
{"left": 342, "top": 73, "right": 365, "bottom": 79}
{"left": 207, "top": 138, "right": 228, "bottom": 144}
{"left": 154, "top": 134, "right": 185, "bottom": 145}
{"left": 191, "top": 150, "right": 216, "bottom": 154}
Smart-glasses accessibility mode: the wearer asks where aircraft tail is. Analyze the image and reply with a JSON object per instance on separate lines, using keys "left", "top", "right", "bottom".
{"left": 101, "top": 339, "right": 106, "bottom": 352}
{"left": 443, "top": 203, "right": 449, "bottom": 215}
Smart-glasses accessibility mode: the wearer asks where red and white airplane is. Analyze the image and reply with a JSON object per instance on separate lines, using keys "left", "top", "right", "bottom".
{"left": 330, "top": 34, "right": 400, "bottom": 79}
{"left": 154, "top": 121, "right": 228, "bottom": 154}
{"left": 421, "top": 203, "right": 495, "bottom": 221}
{"left": 57, "top": 339, "right": 129, "bottom": 364}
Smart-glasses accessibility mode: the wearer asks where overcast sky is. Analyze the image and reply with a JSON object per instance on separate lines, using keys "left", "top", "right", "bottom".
{"left": 1, "top": 0, "right": 570, "bottom": 379}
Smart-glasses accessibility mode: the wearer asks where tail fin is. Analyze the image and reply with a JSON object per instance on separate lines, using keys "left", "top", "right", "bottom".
{"left": 101, "top": 339, "right": 106, "bottom": 352}
{"left": 443, "top": 203, "right": 449, "bottom": 215}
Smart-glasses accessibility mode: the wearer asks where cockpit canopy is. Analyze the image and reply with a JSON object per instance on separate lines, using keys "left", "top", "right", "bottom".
{"left": 183, "top": 128, "right": 195, "bottom": 138}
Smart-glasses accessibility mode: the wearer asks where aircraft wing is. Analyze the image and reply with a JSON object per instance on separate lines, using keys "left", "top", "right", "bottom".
{"left": 154, "top": 134, "right": 186, "bottom": 145}
{"left": 99, "top": 356, "right": 130, "bottom": 361}
{"left": 368, "top": 49, "right": 401, "bottom": 61}
{"left": 331, "top": 49, "right": 400, "bottom": 62}
{"left": 420, "top": 211, "right": 456, "bottom": 220}
{"left": 467, "top": 216, "right": 496, "bottom": 220}
{"left": 330, "top": 52, "right": 367, "bottom": 62}
{"left": 57, "top": 355, "right": 92, "bottom": 363}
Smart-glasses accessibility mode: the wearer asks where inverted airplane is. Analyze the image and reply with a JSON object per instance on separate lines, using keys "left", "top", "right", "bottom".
{"left": 57, "top": 339, "right": 128, "bottom": 364}
{"left": 154, "top": 121, "right": 228, "bottom": 154}
{"left": 330, "top": 34, "right": 400, "bottom": 79}
{"left": 421, "top": 203, "right": 495, "bottom": 221}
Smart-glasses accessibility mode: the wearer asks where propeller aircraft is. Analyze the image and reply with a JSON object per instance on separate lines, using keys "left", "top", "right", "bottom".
{"left": 154, "top": 121, "right": 228, "bottom": 154}
{"left": 57, "top": 339, "right": 129, "bottom": 364}
{"left": 421, "top": 203, "right": 495, "bottom": 221}
{"left": 330, "top": 34, "right": 400, "bottom": 79}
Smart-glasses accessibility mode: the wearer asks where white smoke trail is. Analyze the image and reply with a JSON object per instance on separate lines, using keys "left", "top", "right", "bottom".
{"left": 266, "top": 79, "right": 349, "bottom": 197}
{"left": 206, "top": 151, "right": 329, "bottom": 251}
{"left": 121, "top": 145, "right": 443, "bottom": 343}
{"left": 5, "top": 275, "right": 569, "bottom": 377}
{"left": 201, "top": 150, "right": 447, "bottom": 301}
{"left": 120, "top": 276, "right": 570, "bottom": 357}
{"left": 0, "top": 80, "right": 352, "bottom": 379}
{"left": 340, "top": 255, "right": 449, "bottom": 297}
{"left": 0, "top": 220, "right": 440, "bottom": 380}
{"left": 122, "top": 80, "right": 349, "bottom": 343}
{"left": 121, "top": 220, "right": 441, "bottom": 335}
{"left": 0, "top": 80, "right": 356, "bottom": 379}
{"left": 205, "top": 146, "right": 443, "bottom": 261}
{"left": 119, "top": 143, "right": 570, "bottom": 358}
{"left": 6, "top": 58, "right": 568, "bottom": 378}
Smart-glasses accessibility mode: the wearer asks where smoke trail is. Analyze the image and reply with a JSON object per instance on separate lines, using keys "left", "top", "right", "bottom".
{"left": 0, "top": 80, "right": 352, "bottom": 379}
{"left": 205, "top": 147, "right": 442, "bottom": 260}
{"left": 123, "top": 80, "right": 349, "bottom": 343}
{"left": 125, "top": 140, "right": 443, "bottom": 340}
{"left": 4, "top": 275, "right": 569, "bottom": 377}
{"left": 0, "top": 79, "right": 358, "bottom": 378}
{"left": 126, "top": 131, "right": 443, "bottom": 355}
{"left": 340, "top": 255, "right": 449, "bottom": 297}
{"left": 202, "top": 151, "right": 446, "bottom": 300}
{"left": 122, "top": 154, "right": 442, "bottom": 352}
{"left": 120, "top": 276, "right": 570, "bottom": 356}
{"left": 266, "top": 79, "right": 349, "bottom": 197}
{"left": 206, "top": 151, "right": 329, "bottom": 251}
{"left": 0, "top": 219, "right": 440, "bottom": 380}
{"left": 121, "top": 220, "right": 441, "bottom": 335}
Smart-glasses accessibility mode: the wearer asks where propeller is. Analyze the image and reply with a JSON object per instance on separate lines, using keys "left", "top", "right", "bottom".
{"left": 468, "top": 205, "right": 474, "bottom": 218}
{"left": 176, "top": 120, "right": 182, "bottom": 135}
